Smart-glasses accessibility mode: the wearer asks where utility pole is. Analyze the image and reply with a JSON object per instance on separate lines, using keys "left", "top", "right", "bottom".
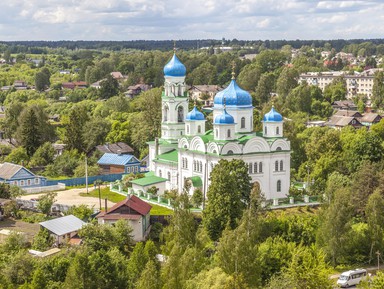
{"left": 85, "top": 156, "right": 88, "bottom": 194}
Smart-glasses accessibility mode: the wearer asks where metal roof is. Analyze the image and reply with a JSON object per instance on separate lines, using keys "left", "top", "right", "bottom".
{"left": 0, "top": 162, "right": 23, "bottom": 179}
{"left": 39, "top": 215, "right": 85, "bottom": 236}
{"left": 130, "top": 175, "right": 168, "bottom": 186}
{"left": 97, "top": 153, "right": 139, "bottom": 166}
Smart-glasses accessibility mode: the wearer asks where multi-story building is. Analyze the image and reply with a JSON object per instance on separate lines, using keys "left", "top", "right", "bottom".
{"left": 299, "top": 69, "right": 382, "bottom": 99}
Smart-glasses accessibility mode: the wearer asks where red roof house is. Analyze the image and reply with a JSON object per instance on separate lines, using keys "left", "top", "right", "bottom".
{"left": 96, "top": 195, "right": 151, "bottom": 241}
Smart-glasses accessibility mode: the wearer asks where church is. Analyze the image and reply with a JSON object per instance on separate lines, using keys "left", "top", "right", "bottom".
{"left": 145, "top": 52, "right": 291, "bottom": 201}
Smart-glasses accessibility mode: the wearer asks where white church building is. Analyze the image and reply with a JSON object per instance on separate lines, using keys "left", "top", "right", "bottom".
{"left": 142, "top": 52, "right": 291, "bottom": 201}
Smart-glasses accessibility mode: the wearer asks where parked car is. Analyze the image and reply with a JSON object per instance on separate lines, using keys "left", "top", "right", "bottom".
{"left": 337, "top": 268, "right": 369, "bottom": 288}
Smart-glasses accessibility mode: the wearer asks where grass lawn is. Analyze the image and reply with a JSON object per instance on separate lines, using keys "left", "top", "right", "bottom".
{"left": 80, "top": 187, "right": 173, "bottom": 215}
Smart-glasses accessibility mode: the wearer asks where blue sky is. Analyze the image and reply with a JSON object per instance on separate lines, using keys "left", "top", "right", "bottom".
{"left": 0, "top": 0, "right": 383, "bottom": 41}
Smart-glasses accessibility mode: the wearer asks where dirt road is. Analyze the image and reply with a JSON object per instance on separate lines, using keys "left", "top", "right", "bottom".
{"left": 19, "top": 187, "right": 115, "bottom": 208}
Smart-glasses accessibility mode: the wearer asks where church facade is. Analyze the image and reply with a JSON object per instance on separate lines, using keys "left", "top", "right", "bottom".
{"left": 147, "top": 53, "right": 291, "bottom": 200}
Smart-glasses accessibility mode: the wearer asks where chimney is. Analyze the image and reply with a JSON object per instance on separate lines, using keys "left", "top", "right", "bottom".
{"left": 117, "top": 149, "right": 122, "bottom": 156}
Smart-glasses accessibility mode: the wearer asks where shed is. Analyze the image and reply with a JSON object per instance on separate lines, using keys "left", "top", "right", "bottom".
{"left": 39, "top": 215, "right": 85, "bottom": 245}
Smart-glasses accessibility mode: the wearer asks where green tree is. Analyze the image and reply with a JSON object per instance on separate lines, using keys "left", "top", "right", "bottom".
{"left": 366, "top": 191, "right": 384, "bottom": 263}
{"left": 35, "top": 68, "right": 51, "bottom": 91}
{"left": 82, "top": 117, "right": 111, "bottom": 152}
{"left": 276, "top": 67, "right": 299, "bottom": 99}
{"left": 203, "top": 159, "right": 251, "bottom": 241}
{"left": 65, "top": 204, "right": 94, "bottom": 221}
{"left": 136, "top": 260, "right": 161, "bottom": 289}
{"left": 99, "top": 74, "right": 119, "bottom": 99}
{"left": 32, "top": 228, "right": 54, "bottom": 251}
{"left": 29, "top": 142, "right": 55, "bottom": 167}
{"left": 62, "top": 105, "right": 90, "bottom": 152}
{"left": 372, "top": 70, "right": 384, "bottom": 108}
{"left": 323, "top": 76, "right": 347, "bottom": 102}
{"left": 254, "top": 72, "right": 276, "bottom": 104}
{"left": 191, "top": 188, "right": 203, "bottom": 208}
{"left": 37, "top": 192, "right": 57, "bottom": 216}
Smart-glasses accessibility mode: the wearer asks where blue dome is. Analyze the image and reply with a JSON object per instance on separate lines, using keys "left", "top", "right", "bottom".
{"left": 163, "top": 53, "right": 186, "bottom": 77}
{"left": 214, "top": 79, "right": 252, "bottom": 107}
{"left": 263, "top": 107, "right": 283, "bottom": 122}
{"left": 214, "top": 109, "right": 235, "bottom": 124}
{"left": 186, "top": 106, "right": 205, "bottom": 121}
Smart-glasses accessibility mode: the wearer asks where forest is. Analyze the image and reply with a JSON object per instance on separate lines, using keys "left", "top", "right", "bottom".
{"left": 1, "top": 40, "right": 384, "bottom": 288}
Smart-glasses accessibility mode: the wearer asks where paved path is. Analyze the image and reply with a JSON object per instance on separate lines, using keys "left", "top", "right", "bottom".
{"left": 20, "top": 186, "right": 115, "bottom": 208}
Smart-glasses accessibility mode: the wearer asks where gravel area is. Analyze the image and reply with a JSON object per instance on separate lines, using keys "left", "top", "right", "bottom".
{"left": 19, "top": 187, "right": 115, "bottom": 208}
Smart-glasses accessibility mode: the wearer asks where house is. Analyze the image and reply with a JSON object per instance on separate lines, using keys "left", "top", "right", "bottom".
{"left": 0, "top": 162, "right": 46, "bottom": 188}
{"left": 332, "top": 100, "right": 358, "bottom": 111}
{"left": 94, "top": 142, "right": 134, "bottom": 155}
{"left": 52, "top": 143, "right": 66, "bottom": 157}
{"left": 326, "top": 116, "right": 363, "bottom": 130}
{"left": 39, "top": 215, "right": 85, "bottom": 245}
{"left": 96, "top": 195, "right": 151, "bottom": 242}
{"left": 97, "top": 153, "right": 141, "bottom": 175}
{"left": 13, "top": 80, "right": 28, "bottom": 90}
{"left": 360, "top": 112, "right": 382, "bottom": 126}
{"left": 334, "top": 110, "right": 362, "bottom": 118}
{"left": 110, "top": 71, "right": 124, "bottom": 80}
{"left": 189, "top": 85, "right": 222, "bottom": 107}
{"left": 124, "top": 84, "right": 151, "bottom": 99}
{"left": 62, "top": 82, "right": 88, "bottom": 90}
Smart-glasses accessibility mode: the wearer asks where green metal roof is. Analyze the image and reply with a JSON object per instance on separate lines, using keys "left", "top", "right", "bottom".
{"left": 189, "top": 176, "right": 202, "bottom": 187}
{"left": 130, "top": 175, "right": 167, "bottom": 186}
{"left": 156, "top": 149, "right": 178, "bottom": 163}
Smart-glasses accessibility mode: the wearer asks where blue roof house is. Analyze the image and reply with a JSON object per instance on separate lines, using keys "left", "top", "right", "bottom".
{"left": 0, "top": 162, "right": 47, "bottom": 188}
{"left": 97, "top": 153, "right": 141, "bottom": 175}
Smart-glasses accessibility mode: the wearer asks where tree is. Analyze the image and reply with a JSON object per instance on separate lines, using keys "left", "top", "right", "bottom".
{"left": 188, "top": 62, "right": 217, "bottom": 85}
{"left": 99, "top": 74, "right": 119, "bottom": 99}
{"left": 82, "top": 117, "right": 111, "bottom": 152}
{"left": 191, "top": 188, "right": 203, "bottom": 208}
{"left": 203, "top": 159, "right": 251, "bottom": 241}
{"left": 372, "top": 71, "right": 384, "bottom": 108}
{"left": 285, "top": 83, "right": 313, "bottom": 114}
{"left": 62, "top": 105, "right": 90, "bottom": 152}
{"left": 365, "top": 191, "right": 384, "bottom": 263}
{"left": 276, "top": 67, "right": 299, "bottom": 99}
{"left": 35, "top": 68, "right": 51, "bottom": 92}
{"left": 323, "top": 77, "right": 347, "bottom": 103}
{"left": 65, "top": 204, "right": 94, "bottom": 221}
{"left": 136, "top": 260, "right": 161, "bottom": 289}
{"left": 32, "top": 228, "right": 54, "bottom": 251}
{"left": 37, "top": 192, "right": 57, "bottom": 216}
{"left": 254, "top": 72, "right": 276, "bottom": 104}
{"left": 29, "top": 142, "right": 55, "bottom": 167}
{"left": 15, "top": 104, "right": 54, "bottom": 157}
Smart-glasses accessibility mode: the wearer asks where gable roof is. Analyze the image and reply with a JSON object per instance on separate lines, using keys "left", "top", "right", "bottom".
{"left": 155, "top": 150, "right": 178, "bottom": 163}
{"left": 130, "top": 175, "right": 168, "bottom": 186}
{"left": 334, "top": 110, "right": 362, "bottom": 117}
{"left": 96, "top": 142, "right": 134, "bottom": 154}
{"left": 327, "top": 116, "right": 362, "bottom": 127}
{"left": 97, "top": 153, "right": 139, "bottom": 166}
{"left": 361, "top": 113, "right": 382, "bottom": 123}
{"left": 40, "top": 215, "right": 86, "bottom": 236}
{"left": 97, "top": 195, "right": 151, "bottom": 218}
{"left": 0, "top": 162, "right": 35, "bottom": 180}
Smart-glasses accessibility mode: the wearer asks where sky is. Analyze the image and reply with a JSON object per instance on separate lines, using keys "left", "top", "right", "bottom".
{"left": 0, "top": 0, "right": 383, "bottom": 41}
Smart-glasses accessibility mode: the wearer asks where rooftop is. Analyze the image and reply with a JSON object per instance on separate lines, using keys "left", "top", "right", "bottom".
{"left": 39, "top": 215, "right": 86, "bottom": 236}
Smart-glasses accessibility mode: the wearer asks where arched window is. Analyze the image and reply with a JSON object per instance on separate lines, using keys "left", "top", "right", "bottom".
{"left": 227, "top": 150, "right": 233, "bottom": 155}
{"left": 197, "top": 125, "right": 201, "bottom": 134}
{"left": 277, "top": 180, "right": 281, "bottom": 192}
{"left": 241, "top": 117, "right": 245, "bottom": 128}
{"left": 264, "top": 126, "right": 267, "bottom": 135}
{"left": 254, "top": 162, "right": 258, "bottom": 173}
{"left": 167, "top": 172, "right": 171, "bottom": 181}
{"left": 249, "top": 163, "right": 253, "bottom": 174}
{"left": 215, "top": 129, "right": 218, "bottom": 138}
{"left": 275, "top": 160, "right": 279, "bottom": 171}
{"left": 280, "top": 160, "right": 283, "bottom": 171}
{"left": 193, "top": 160, "right": 196, "bottom": 171}
{"left": 178, "top": 106, "right": 184, "bottom": 122}
{"left": 200, "top": 161, "right": 203, "bottom": 172}
{"left": 163, "top": 106, "right": 169, "bottom": 122}
{"left": 182, "top": 158, "right": 185, "bottom": 168}
{"left": 276, "top": 126, "right": 279, "bottom": 135}
{"left": 159, "top": 170, "right": 162, "bottom": 177}
{"left": 212, "top": 150, "right": 217, "bottom": 154}
{"left": 186, "top": 125, "right": 189, "bottom": 134}
{"left": 259, "top": 162, "right": 263, "bottom": 173}
{"left": 227, "top": 129, "right": 231, "bottom": 138}
{"left": 276, "top": 147, "right": 282, "bottom": 151}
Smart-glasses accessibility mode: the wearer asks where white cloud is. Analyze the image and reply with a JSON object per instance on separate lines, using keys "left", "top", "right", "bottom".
{"left": 0, "top": 0, "right": 383, "bottom": 40}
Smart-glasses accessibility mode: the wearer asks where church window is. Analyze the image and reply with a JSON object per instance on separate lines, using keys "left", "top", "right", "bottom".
{"left": 241, "top": 117, "right": 245, "bottom": 128}
{"left": 163, "top": 106, "right": 169, "bottom": 122}
{"left": 254, "top": 162, "right": 258, "bottom": 173}
{"left": 276, "top": 147, "right": 282, "bottom": 151}
{"left": 182, "top": 158, "right": 185, "bottom": 168}
{"left": 227, "top": 150, "right": 233, "bottom": 155}
{"left": 185, "top": 159, "right": 188, "bottom": 169}
{"left": 277, "top": 180, "right": 282, "bottom": 192}
{"left": 227, "top": 129, "right": 231, "bottom": 138}
{"left": 276, "top": 126, "right": 279, "bottom": 135}
{"left": 193, "top": 160, "right": 196, "bottom": 171}
{"left": 178, "top": 106, "right": 184, "bottom": 122}
{"left": 212, "top": 150, "right": 217, "bottom": 154}
{"left": 198, "top": 125, "right": 201, "bottom": 134}
{"left": 200, "top": 161, "right": 203, "bottom": 172}
{"left": 215, "top": 129, "right": 218, "bottom": 138}
{"left": 265, "top": 126, "right": 267, "bottom": 135}
{"left": 259, "top": 162, "right": 263, "bottom": 173}
{"left": 186, "top": 125, "right": 189, "bottom": 134}
{"left": 159, "top": 170, "right": 162, "bottom": 177}
{"left": 167, "top": 172, "right": 171, "bottom": 181}
{"left": 280, "top": 160, "right": 283, "bottom": 171}
{"left": 249, "top": 163, "right": 253, "bottom": 174}
{"left": 275, "top": 160, "right": 279, "bottom": 171}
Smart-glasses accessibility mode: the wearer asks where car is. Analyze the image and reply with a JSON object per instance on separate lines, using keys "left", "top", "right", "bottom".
{"left": 337, "top": 269, "right": 368, "bottom": 288}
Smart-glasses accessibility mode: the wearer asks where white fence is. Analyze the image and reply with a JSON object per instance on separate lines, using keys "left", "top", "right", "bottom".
{"left": 23, "top": 183, "right": 66, "bottom": 194}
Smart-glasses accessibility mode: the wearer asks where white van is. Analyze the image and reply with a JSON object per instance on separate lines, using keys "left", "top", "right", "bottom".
{"left": 337, "top": 268, "right": 368, "bottom": 287}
